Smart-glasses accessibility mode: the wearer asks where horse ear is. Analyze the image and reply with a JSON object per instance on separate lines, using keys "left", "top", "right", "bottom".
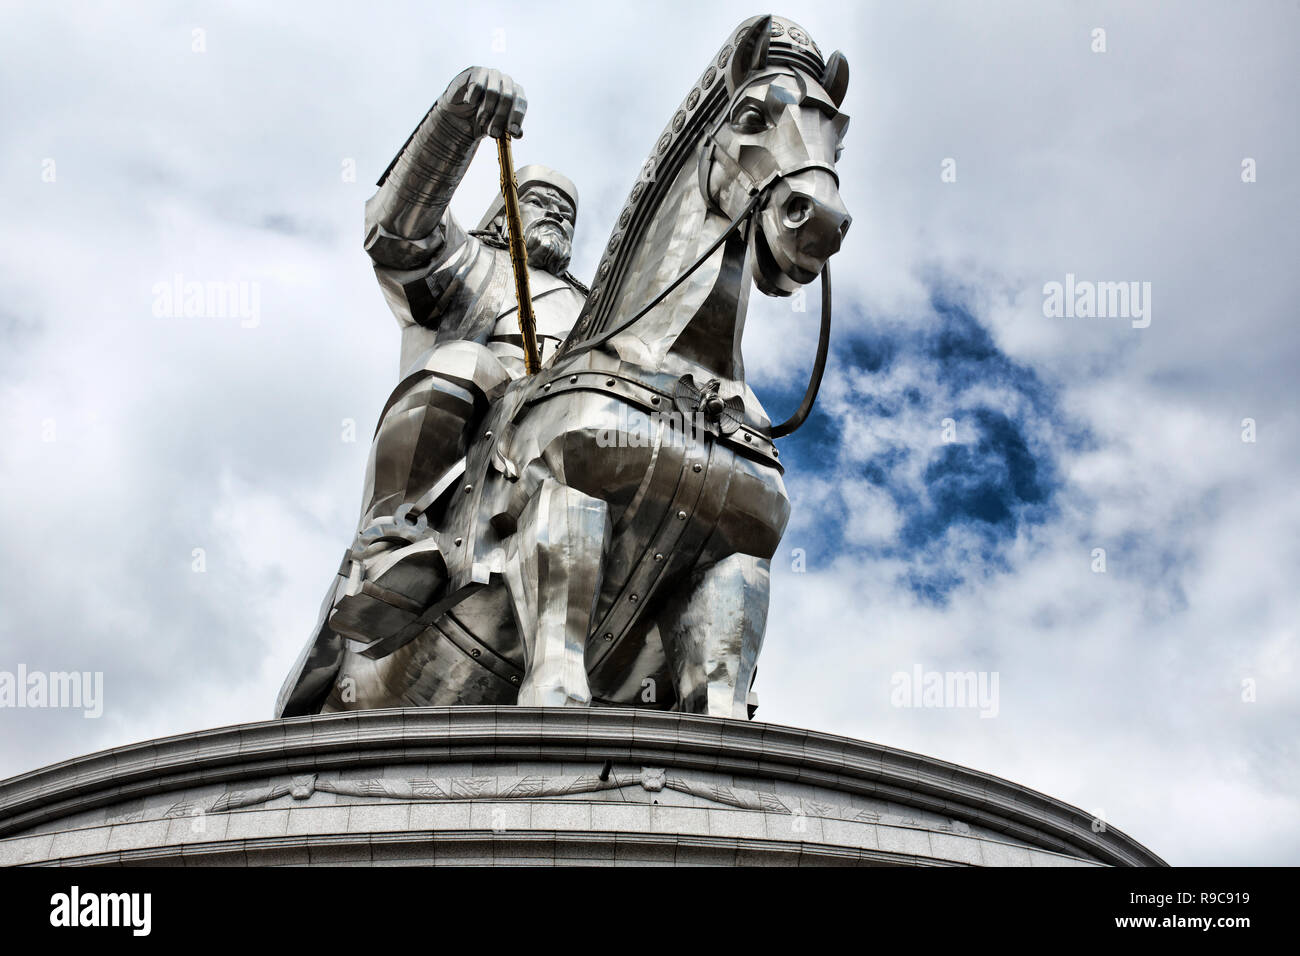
{"left": 822, "top": 50, "right": 849, "bottom": 108}
{"left": 726, "top": 15, "right": 772, "bottom": 95}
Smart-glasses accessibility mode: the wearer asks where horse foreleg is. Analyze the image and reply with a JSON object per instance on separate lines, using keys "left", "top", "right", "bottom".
{"left": 658, "top": 553, "right": 770, "bottom": 719}
{"left": 503, "top": 478, "right": 609, "bottom": 707}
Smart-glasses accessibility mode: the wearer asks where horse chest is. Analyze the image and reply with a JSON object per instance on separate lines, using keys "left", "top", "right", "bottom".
{"left": 549, "top": 393, "right": 790, "bottom": 573}
{"left": 562, "top": 409, "right": 788, "bottom": 675}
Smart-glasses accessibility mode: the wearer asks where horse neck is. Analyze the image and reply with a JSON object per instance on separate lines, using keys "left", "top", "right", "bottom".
{"left": 603, "top": 161, "right": 753, "bottom": 387}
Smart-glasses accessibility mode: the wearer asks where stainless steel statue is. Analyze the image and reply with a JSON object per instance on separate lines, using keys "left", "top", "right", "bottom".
{"left": 277, "top": 15, "right": 851, "bottom": 721}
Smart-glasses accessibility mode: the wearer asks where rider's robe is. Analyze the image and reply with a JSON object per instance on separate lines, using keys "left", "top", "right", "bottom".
{"left": 357, "top": 203, "right": 587, "bottom": 530}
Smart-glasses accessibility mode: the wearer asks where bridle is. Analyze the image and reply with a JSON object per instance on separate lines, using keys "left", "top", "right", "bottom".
{"left": 695, "top": 72, "right": 841, "bottom": 220}
{"left": 562, "top": 93, "right": 838, "bottom": 439}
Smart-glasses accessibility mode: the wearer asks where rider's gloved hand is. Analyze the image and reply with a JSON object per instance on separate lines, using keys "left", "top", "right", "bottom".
{"left": 441, "top": 67, "right": 527, "bottom": 139}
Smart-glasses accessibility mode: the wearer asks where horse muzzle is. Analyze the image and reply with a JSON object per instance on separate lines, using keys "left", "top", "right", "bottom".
{"left": 752, "top": 168, "right": 850, "bottom": 296}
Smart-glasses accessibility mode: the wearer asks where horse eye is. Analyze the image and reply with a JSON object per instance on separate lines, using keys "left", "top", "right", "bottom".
{"left": 731, "top": 105, "right": 767, "bottom": 133}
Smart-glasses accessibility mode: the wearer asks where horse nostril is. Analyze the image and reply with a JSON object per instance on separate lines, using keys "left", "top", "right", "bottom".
{"left": 783, "top": 196, "right": 813, "bottom": 228}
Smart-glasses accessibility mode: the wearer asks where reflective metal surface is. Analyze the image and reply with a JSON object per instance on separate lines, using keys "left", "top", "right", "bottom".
{"left": 278, "top": 15, "right": 851, "bottom": 721}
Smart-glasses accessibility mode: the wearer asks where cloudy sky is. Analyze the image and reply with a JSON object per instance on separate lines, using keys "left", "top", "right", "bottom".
{"left": 1, "top": 1, "right": 1295, "bottom": 865}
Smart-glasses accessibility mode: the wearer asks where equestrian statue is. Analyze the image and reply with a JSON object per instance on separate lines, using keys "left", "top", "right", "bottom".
{"left": 277, "top": 14, "right": 852, "bottom": 721}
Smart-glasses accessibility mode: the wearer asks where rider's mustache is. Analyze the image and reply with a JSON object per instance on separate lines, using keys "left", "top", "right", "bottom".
{"left": 527, "top": 217, "right": 567, "bottom": 232}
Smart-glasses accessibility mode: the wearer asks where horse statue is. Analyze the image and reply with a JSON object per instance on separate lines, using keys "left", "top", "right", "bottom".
{"left": 277, "top": 14, "right": 851, "bottom": 720}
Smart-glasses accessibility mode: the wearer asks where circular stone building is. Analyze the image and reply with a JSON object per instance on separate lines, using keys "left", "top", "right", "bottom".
{"left": 0, "top": 708, "right": 1164, "bottom": 866}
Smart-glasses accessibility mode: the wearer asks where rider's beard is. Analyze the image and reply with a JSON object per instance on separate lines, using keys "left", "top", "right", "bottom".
{"left": 524, "top": 221, "right": 572, "bottom": 275}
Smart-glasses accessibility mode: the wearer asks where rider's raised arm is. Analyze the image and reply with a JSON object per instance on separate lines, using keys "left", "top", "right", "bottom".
{"left": 363, "top": 67, "right": 527, "bottom": 329}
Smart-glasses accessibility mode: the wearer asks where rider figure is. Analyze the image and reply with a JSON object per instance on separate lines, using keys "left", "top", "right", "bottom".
{"left": 358, "top": 66, "right": 586, "bottom": 531}
{"left": 275, "top": 67, "right": 586, "bottom": 717}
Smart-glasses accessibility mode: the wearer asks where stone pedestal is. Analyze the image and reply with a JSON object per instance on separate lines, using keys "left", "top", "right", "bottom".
{"left": 0, "top": 708, "right": 1164, "bottom": 866}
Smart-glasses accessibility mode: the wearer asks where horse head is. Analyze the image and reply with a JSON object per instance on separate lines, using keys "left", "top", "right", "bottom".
{"left": 701, "top": 15, "right": 852, "bottom": 296}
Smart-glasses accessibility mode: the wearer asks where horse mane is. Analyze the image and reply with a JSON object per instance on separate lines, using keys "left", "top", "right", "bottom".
{"left": 558, "top": 15, "right": 829, "bottom": 357}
